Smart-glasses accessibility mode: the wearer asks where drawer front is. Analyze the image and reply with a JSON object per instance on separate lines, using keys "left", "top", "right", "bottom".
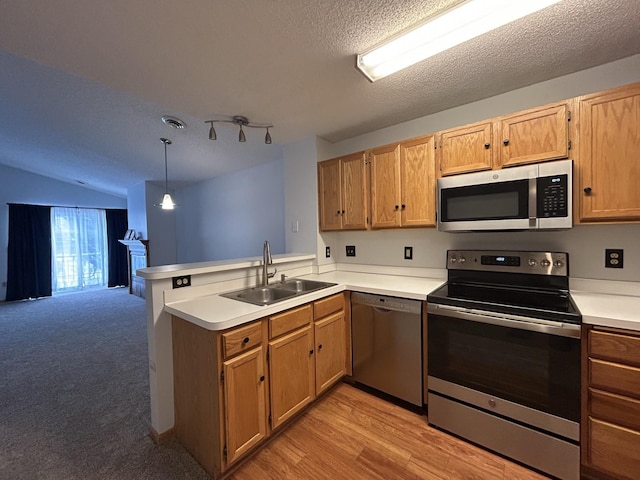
{"left": 589, "top": 358, "right": 640, "bottom": 399}
{"left": 589, "top": 388, "right": 640, "bottom": 431}
{"left": 269, "top": 304, "right": 312, "bottom": 339}
{"left": 590, "top": 329, "right": 640, "bottom": 367}
{"left": 588, "top": 417, "right": 640, "bottom": 479}
{"left": 222, "top": 321, "right": 263, "bottom": 359}
{"left": 313, "top": 293, "right": 344, "bottom": 320}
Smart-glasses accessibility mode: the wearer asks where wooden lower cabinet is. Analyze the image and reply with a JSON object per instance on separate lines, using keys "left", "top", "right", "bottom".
{"left": 314, "top": 310, "right": 346, "bottom": 395}
{"left": 222, "top": 346, "right": 268, "bottom": 465}
{"left": 582, "top": 325, "right": 640, "bottom": 480}
{"left": 269, "top": 324, "right": 315, "bottom": 429}
{"left": 172, "top": 292, "right": 348, "bottom": 478}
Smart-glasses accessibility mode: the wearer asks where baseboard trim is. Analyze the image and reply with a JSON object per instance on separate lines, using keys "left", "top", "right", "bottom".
{"left": 149, "top": 425, "right": 175, "bottom": 445}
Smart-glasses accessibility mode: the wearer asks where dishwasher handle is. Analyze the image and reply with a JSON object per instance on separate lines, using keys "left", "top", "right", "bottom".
{"left": 351, "top": 292, "right": 422, "bottom": 315}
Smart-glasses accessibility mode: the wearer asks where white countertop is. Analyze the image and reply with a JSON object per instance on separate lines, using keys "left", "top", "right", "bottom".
{"left": 571, "top": 291, "right": 640, "bottom": 332}
{"left": 165, "top": 271, "right": 445, "bottom": 331}
{"left": 165, "top": 269, "right": 640, "bottom": 333}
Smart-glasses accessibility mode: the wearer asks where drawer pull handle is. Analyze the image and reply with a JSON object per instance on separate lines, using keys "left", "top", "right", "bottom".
{"left": 243, "top": 337, "right": 250, "bottom": 344}
{"left": 318, "top": 344, "right": 323, "bottom": 350}
{"left": 259, "top": 375, "right": 265, "bottom": 382}
{"left": 309, "top": 349, "right": 314, "bottom": 355}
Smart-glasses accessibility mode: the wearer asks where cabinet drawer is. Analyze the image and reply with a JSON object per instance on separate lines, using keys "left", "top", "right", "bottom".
{"left": 313, "top": 293, "right": 344, "bottom": 320}
{"left": 590, "top": 329, "right": 640, "bottom": 367}
{"left": 589, "top": 388, "right": 640, "bottom": 431}
{"left": 588, "top": 417, "right": 640, "bottom": 479}
{"left": 589, "top": 358, "right": 640, "bottom": 399}
{"left": 222, "top": 322, "right": 263, "bottom": 360}
{"left": 269, "top": 304, "right": 312, "bottom": 339}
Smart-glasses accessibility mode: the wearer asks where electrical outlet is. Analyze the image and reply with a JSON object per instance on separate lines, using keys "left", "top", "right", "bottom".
{"left": 346, "top": 245, "right": 356, "bottom": 257}
{"left": 325, "top": 246, "right": 331, "bottom": 258}
{"left": 404, "top": 246, "right": 413, "bottom": 260}
{"left": 605, "top": 249, "right": 624, "bottom": 268}
{"left": 172, "top": 275, "right": 192, "bottom": 288}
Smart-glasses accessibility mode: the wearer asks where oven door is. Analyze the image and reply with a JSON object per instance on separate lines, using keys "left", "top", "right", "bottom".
{"left": 427, "top": 304, "right": 581, "bottom": 425}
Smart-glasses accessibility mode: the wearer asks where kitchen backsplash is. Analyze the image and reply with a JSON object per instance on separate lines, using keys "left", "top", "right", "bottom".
{"left": 322, "top": 224, "right": 640, "bottom": 282}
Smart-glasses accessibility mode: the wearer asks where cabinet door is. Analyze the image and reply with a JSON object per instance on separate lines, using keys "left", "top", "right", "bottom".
{"left": 578, "top": 83, "right": 640, "bottom": 221}
{"left": 341, "top": 152, "right": 368, "bottom": 229}
{"left": 499, "top": 104, "right": 569, "bottom": 168}
{"left": 269, "top": 325, "right": 315, "bottom": 429}
{"left": 437, "top": 121, "right": 494, "bottom": 176}
{"left": 314, "top": 311, "right": 346, "bottom": 396}
{"left": 400, "top": 135, "right": 436, "bottom": 227}
{"left": 318, "top": 159, "right": 342, "bottom": 231}
{"left": 223, "top": 346, "right": 267, "bottom": 466}
{"left": 369, "top": 144, "right": 401, "bottom": 228}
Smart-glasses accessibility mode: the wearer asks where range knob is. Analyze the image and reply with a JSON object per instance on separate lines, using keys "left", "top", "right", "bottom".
{"left": 540, "top": 259, "right": 551, "bottom": 267}
{"left": 458, "top": 256, "right": 466, "bottom": 264}
{"left": 528, "top": 258, "right": 537, "bottom": 267}
{"left": 450, "top": 256, "right": 457, "bottom": 263}
{"left": 554, "top": 260, "right": 564, "bottom": 268}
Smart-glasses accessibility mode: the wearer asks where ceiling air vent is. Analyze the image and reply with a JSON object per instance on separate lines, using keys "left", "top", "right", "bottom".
{"left": 161, "top": 115, "right": 187, "bottom": 129}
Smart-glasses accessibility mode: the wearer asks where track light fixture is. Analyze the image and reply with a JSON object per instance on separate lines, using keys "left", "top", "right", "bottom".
{"left": 205, "top": 116, "right": 274, "bottom": 144}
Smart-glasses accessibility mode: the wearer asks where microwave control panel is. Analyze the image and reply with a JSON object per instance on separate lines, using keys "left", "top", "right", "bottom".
{"left": 537, "top": 174, "right": 568, "bottom": 217}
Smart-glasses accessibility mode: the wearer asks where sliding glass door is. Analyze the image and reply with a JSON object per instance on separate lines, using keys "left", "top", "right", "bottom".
{"left": 51, "top": 208, "right": 108, "bottom": 292}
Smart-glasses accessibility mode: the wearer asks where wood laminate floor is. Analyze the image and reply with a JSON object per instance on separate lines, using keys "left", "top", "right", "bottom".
{"left": 228, "top": 383, "right": 550, "bottom": 480}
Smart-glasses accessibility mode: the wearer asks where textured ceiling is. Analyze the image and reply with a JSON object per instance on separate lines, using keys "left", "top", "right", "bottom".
{"left": 1, "top": 0, "right": 639, "bottom": 196}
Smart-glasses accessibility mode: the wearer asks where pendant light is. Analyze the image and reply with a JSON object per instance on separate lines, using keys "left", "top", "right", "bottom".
{"left": 159, "top": 138, "right": 175, "bottom": 210}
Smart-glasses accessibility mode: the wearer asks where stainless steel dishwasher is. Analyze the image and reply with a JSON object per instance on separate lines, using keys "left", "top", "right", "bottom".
{"left": 351, "top": 292, "right": 423, "bottom": 406}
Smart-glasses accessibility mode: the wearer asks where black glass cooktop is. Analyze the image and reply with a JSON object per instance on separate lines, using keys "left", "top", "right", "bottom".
{"left": 427, "top": 281, "right": 581, "bottom": 324}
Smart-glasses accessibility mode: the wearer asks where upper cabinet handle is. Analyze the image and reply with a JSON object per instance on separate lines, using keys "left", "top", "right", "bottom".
{"left": 394, "top": 205, "right": 399, "bottom": 210}
{"left": 484, "top": 142, "right": 490, "bottom": 149}
{"left": 401, "top": 204, "right": 406, "bottom": 210}
{"left": 503, "top": 139, "right": 510, "bottom": 145}
{"left": 584, "top": 187, "right": 592, "bottom": 194}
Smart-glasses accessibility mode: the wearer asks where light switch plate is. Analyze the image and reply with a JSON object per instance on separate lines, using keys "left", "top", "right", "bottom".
{"left": 404, "top": 246, "right": 413, "bottom": 260}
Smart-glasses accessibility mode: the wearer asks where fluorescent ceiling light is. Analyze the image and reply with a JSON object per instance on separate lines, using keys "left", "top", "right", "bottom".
{"left": 356, "top": 0, "right": 561, "bottom": 82}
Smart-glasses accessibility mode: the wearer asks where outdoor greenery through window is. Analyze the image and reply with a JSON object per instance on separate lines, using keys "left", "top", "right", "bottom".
{"left": 51, "top": 207, "right": 108, "bottom": 293}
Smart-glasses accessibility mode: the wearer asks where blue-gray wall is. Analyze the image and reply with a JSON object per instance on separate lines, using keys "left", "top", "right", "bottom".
{"left": 175, "top": 159, "right": 285, "bottom": 263}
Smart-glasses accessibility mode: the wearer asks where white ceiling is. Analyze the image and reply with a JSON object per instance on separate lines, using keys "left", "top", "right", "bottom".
{"left": 1, "top": 0, "right": 639, "bottom": 197}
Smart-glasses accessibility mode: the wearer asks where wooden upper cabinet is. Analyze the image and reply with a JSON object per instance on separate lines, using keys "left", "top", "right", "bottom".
{"left": 341, "top": 153, "right": 368, "bottom": 229}
{"left": 498, "top": 103, "right": 570, "bottom": 168}
{"left": 437, "top": 120, "right": 494, "bottom": 176}
{"left": 400, "top": 135, "right": 436, "bottom": 227}
{"left": 317, "top": 158, "right": 342, "bottom": 231}
{"left": 577, "top": 82, "right": 640, "bottom": 222}
{"left": 317, "top": 153, "right": 367, "bottom": 231}
{"left": 369, "top": 144, "right": 401, "bottom": 228}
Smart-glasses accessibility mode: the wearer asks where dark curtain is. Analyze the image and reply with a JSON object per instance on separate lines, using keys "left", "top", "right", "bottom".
{"left": 6, "top": 204, "right": 52, "bottom": 301}
{"left": 105, "top": 209, "right": 129, "bottom": 288}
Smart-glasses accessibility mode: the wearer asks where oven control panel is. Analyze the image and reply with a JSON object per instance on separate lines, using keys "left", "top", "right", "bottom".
{"left": 446, "top": 250, "right": 568, "bottom": 276}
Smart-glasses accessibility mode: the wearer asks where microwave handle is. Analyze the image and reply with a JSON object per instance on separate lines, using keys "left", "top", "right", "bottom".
{"left": 528, "top": 177, "right": 537, "bottom": 228}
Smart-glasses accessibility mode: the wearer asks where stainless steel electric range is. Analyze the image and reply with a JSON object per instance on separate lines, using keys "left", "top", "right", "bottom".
{"left": 427, "top": 250, "right": 581, "bottom": 480}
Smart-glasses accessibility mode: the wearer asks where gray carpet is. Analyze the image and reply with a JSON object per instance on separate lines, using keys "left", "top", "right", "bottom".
{"left": 0, "top": 287, "right": 210, "bottom": 480}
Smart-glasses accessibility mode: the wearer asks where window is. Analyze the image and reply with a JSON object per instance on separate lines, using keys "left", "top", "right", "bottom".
{"left": 51, "top": 207, "right": 108, "bottom": 292}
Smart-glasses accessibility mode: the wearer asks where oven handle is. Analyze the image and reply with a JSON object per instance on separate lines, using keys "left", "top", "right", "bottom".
{"left": 427, "top": 303, "right": 581, "bottom": 338}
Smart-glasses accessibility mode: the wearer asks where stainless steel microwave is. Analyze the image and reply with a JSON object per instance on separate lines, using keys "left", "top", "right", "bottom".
{"left": 437, "top": 160, "right": 572, "bottom": 232}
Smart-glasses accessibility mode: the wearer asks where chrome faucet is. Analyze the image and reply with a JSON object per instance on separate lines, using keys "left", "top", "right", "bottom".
{"left": 262, "top": 240, "right": 277, "bottom": 286}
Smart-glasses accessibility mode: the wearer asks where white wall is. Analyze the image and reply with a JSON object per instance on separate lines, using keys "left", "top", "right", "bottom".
{"left": 126, "top": 181, "right": 147, "bottom": 239}
{"left": 175, "top": 159, "right": 285, "bottom": 263}
{"left": 0, "top": 164, "right": 126, "bottom": 301}
{"left": 283, "top": 137, "right": 319, "bottom": 255}
{"left": 316, "top": 55, "right": 640, "bottom": 283}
